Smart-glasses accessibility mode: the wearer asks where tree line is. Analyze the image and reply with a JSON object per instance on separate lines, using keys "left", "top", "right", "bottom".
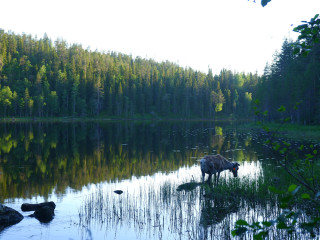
{"left": 1, "top": 29, "right": 319, "bottom": 123}
{"left": 0, "top": 30, "right": 257, "bottom": 118}
{"left": 256, "top": 39, "right": 320, "bottom": 124}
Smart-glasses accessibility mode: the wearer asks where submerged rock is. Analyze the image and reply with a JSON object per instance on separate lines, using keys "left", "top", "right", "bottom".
{"left": 22, "top": 201, "right": 55, "bottom": 223}
{"left": 30, "top": 206, "right": 55, "bottom": 223}
{"left": 0, "top": 203, "right": 24, "bottom": 230}
{"left": 177, "top": 182, "right": 201, "bottom": 192}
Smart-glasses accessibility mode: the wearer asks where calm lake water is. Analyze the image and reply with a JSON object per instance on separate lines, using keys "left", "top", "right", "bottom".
{"left": 0, "top": 121, "right": 318, "bottom": 240}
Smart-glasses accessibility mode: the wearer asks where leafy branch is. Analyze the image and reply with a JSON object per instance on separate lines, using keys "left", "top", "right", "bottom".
{"left": 232, "top": 101, "right": 320, "bottom": 239}
{"left": 293, "top": 14, "right": 320, "bottom": 56}
{"left": 254, "top": 0, "right": 319, "bottom": 56}
{"left": 233, "top": 184, "right": 320, "bottom": 239}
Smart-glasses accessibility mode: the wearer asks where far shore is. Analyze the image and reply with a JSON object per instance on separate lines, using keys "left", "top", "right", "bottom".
{"left": 0, "top": 116, "right": 251, "bottom": 123}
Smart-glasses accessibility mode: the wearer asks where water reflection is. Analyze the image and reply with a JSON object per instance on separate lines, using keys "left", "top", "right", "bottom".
{"left": 0, "top": 121, "right": 258, "bottom": 202}
{"left": 0, "top": 121, "right": 219, "bottom": 201}
{"left": 0, "top": 121, "right": 317, "bottom": 239}
{"left": 77, "top": 163, "right": 272, "bottom": 240}
{"left": 199, "top": 184, "right": 239, "bottom": 240}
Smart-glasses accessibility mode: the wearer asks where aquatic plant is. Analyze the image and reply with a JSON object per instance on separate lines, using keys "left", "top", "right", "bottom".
{"left": 78, "top": 169, "right": 290, "bottom": 239}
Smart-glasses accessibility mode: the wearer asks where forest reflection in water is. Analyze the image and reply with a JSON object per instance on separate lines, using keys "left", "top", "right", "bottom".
{"left": 0, "top": 121, "right": 317, "bottom": 239}
{"left": 0, "top": 121, "right": 254, "bottom": 202}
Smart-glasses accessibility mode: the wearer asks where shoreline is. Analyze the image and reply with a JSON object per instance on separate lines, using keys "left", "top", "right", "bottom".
{"left": 0, "top": 116, "right": 252, "bottom": 123}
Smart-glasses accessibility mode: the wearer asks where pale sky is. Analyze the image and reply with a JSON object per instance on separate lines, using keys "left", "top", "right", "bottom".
{"left": 0, "top": 0, "right": 319, "bottom": 74}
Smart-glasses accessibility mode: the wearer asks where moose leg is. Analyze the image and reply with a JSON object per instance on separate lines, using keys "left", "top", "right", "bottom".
{"left": 207, "top": 173, "right": 212, "bottom": 182}
{"left": 202, "top": 171, "right": 205, "bottom": 182}
{"left": 216, "top": 172, "right": 221, "bottom": 184}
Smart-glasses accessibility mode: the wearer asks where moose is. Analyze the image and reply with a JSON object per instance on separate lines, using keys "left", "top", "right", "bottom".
{"left": 200, "top": 154, "right": 240, "bottom": 183}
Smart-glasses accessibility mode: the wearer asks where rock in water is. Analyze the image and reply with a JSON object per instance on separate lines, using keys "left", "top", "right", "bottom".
{"left": 21, "top": 201, "right": 56, "bottom": 212}
{"left": 22, "top": 201, "right": 56, "bottom": 223}
{"left": 177, "top": 182, "right": 201, "bottom": 192}
{"left": 32, "top": 206, "right": 55, "bottom": 223}
{"left": 114, "top": 190, "right": 123, "bottom": 195}
{"left": 0, "top": 203, "right": 24, "bottom": 229}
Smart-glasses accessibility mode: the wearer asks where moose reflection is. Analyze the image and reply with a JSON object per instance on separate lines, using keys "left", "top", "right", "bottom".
{"left": 200, "top": 154, "right": 240, "bottom": 183}
{"left": 176, "top": 180, "right": 240, "bottom": 240}
{"left": 199, "top": 184, "right": 239, "bottom": 240}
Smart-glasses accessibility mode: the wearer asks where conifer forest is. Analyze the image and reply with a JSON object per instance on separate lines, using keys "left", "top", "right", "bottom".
{"left": 0, "top": 29, "right": 320, "bottom": 124}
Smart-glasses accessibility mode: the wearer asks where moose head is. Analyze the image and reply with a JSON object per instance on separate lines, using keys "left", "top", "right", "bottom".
{"left": 230, "top": 162, "right": 240, "bottom": 177}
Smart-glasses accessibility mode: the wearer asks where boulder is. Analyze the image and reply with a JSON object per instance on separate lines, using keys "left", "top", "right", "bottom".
{"left": 30, "top": 206, "right": 54, "bottom": 223}
{"left": 21, "top": 201, "right": 56, "bottom": 212}
{"left": 0, "top": 203, "right": 23, "bottom": 230}
{"left": 22, "top": 201, "right": 55, "bottom": 223}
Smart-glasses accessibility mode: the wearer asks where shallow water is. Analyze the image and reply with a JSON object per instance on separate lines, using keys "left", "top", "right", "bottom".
{"left": 0, "top": 121, "right": 318, "bottom": 239}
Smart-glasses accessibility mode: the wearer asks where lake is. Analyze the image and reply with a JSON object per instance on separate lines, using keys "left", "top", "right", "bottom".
{"left": 0, "top": 121, "right": 318, "bottom": 239}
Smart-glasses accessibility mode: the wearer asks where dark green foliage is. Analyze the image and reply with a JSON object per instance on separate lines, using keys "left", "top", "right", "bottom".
{"left": 249, "top": 0, "right": 271, "bottom": 7}
{"left": 293, "top": 14, "right": 320, "bottom": 56}
{"left": 255, "top": 1, "right": 320, "bottom": 125}
{"left": 256, "top": 38, "right": 320, "bottom": 125}
{"left": 261, "top": 0, "right": 271, "bottom": 7}
{"left": 0, "top": 30, "right": 257, "bottom": 119}
{"left": 233, "top": 183, "right": 320, "bottom": 239}
{"left": 233, "top": 105, "right": 320, "bottom": 239}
